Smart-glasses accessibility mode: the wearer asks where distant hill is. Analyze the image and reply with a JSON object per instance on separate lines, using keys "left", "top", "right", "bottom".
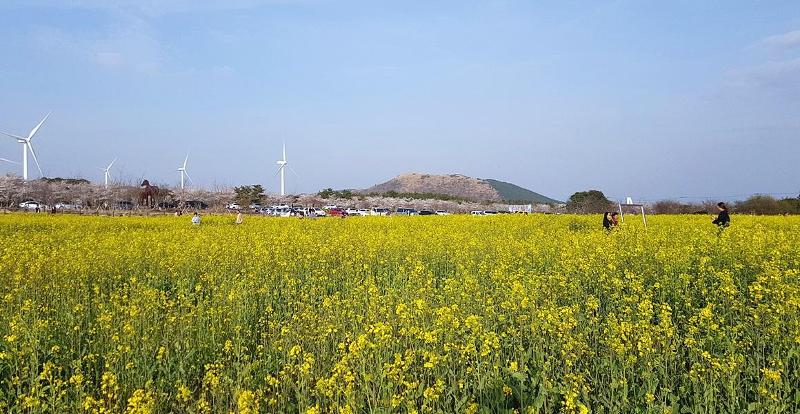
{"left": 483, "top": 178, "right": 562, "bottom": 204}
{"left": 364, "top": 173, "right": 561, "bottom": 204}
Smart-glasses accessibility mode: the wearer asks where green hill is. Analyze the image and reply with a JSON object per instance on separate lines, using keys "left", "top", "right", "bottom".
{"left": 484, "top": 179, "right": 563, "bottom": 204}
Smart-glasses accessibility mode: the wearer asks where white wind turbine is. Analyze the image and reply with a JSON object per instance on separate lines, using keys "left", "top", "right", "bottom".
{"left": 101, "top": 158, "right": 117, "bottom": 189}
{"left": 0, "top": 112, "right": 51, "bottom": 180}
{"left": 177, "top": 154, "right": 193, "bottom": 190}
{"left": 274, "top": 142, "right": 299, "bottom": 196}
{"left": 275, "top": 143, "right": 287, "bottom": 196}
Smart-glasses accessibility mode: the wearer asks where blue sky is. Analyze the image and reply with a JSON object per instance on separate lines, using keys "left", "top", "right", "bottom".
{"left": 0, "top": 0, "right": 798, "bottom": 202}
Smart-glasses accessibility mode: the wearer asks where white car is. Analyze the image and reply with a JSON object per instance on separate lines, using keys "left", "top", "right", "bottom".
{"left": 55, "top": 203, "right": 78, "bottom": 210}
{"left": 435, "top": 210, "right": 450, "bottom": 215}
{"left": 370, "top": 208, "right": 390, "bottom": 216}
{"left": 308, "top": 208, "right": 326, "bottom": 217}
{"left": 470, "top": 210, "right": 485, "bottom": 216}
{"left": 271, "top": 207, "right": 291, "bottom": 217}
{"left": 345, "top": 208, "right": 360, "bottom": 216}
{"left": 357, "top": 209, "right": 370, "bottom": 216}
{"left": 19, "top": 201, "right": 41, "bottom": 211}
{"left": 296, "top": 207, "right": 326, "bottom": 217}
{"left": 227, "top": 203, "right": 241, "bottom": 210}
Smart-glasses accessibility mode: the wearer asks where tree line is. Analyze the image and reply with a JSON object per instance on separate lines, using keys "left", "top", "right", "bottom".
{"left": 565, "top": 190, "right": 800, "bottom": 215}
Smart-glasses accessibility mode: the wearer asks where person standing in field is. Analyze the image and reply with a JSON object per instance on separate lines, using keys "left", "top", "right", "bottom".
{"left": 191, "top": 212, "right": 201, "bottom": 225}
{"left": 235, "top": 210, "right": 243, "bottom": 225}
{"left": 712, "top": 202, "right": 730, "bottom": 227}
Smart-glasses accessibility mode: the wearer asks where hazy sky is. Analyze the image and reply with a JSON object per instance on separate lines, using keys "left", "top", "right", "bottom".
{"left": 0, "top": 1, "right": 798, "bottom": 202}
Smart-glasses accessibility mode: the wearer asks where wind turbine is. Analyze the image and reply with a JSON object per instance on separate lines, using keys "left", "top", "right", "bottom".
{"left": 275, "top": 143, "right": 287, "bottom": 196}
{"left": 101, "top": 158, "right": 116, "bottom": 189}
{"left": 0, "top": 112, "right": 51, "bottom": 180}
{"left": 274, "top": 142, "right": 301, "bottom": 196}
{"left": 0, "top": 157, "right": 21, "bottom": 166}
{"left": 177, "top": 154, "right": 193, "bottom": 190}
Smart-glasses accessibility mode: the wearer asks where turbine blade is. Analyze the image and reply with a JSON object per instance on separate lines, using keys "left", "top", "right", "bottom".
{"left": 0, "top": 131, "right": 27, "bottom": 141}
{"left": 107, "top": 158, "right": 117, "bottom": 170}
{"left": 27, "top": 143, "right": 44, "bottom": 177}
{"left": 273, "top": 166, "right": 284, "bottom": 177}
{"left": 184, "top": 170, "right": 194, "bottom": 184}
{"left": 288, "top": 165, "right": 300, "bottom": 179}
{"left": 183, "top": 154, "right": 189, "bottom": 169}
{"left": 282, "top": 142, "right": 286, "bottom": 162}
{"left": 0, "top": 157, "right": 21, "bottom": 165}
{"left": 28, "top": 111, "right": 52, "bottom": 140}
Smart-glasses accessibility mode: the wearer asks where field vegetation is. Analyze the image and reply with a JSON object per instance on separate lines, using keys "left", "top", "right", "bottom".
{"left": 0, "top": 214, "right": 798, "bottom": 413}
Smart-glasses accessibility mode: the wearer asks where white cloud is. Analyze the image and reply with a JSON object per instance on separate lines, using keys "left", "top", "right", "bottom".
{"left": 726, "top": 58, "right": 800, "bottom": 90}
{"left": 762, "top": 30, "right": 800, "bottom": 49}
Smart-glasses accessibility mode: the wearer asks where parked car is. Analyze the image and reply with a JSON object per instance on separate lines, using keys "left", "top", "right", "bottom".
{"left": 186, "top": 200, "right": 208, "bottom": 210}
{"left": 55, "top": 202, "right": 79, "bottom": 210}
{"left": 116, "top": 201, "right": 134, "bottom": 210}
{"left": 345, "top": 208, "right": 361, "bottom": 216}
{"left": 19, "top": 201, "right": 41, "bottom": 211}
{"left": 272, "top": 207, "right": 292, "bottom": 217}
{"left": 418, "top": 210, "right": 436, "bottom": 216}
{"left": 395, "top": 208, "right": 418, "bottom": 215}
{"left": 326, "top": 208, "right": 348, "bottom": 217}
{"left": 249, "top": 203, "right": 262, "bottom": 210}
{"left": 227, "top": 203, "right": 241, "bottom": 210}
{"left": 470, "top": 210, "right": 485, "bottom": 216}
{"left": 370, "top": 207, "right": 391, "bottom": 216}
{"left": 307, "top": 207, "right": 326, "bottom": 217}
{"left": 435, "top": 210, "right": 450, "bottom": 215}
{"left": 484, "top": 210, "right": 498, "bottom": 215}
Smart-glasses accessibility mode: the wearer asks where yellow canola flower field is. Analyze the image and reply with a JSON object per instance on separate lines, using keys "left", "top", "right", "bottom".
{"left": 0, "top": 213, "right": 799, "bottom": 413}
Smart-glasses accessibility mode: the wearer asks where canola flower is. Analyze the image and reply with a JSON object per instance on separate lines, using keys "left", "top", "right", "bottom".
{"left": 0, "top": 213, "right": 798, "bottom": 413}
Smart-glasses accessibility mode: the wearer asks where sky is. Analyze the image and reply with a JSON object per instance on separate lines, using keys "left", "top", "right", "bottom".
{"left": 0, "top": 0, "right": 798, "bottom": 202}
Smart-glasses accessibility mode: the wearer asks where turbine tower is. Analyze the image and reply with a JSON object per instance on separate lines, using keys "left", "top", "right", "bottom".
{"left": 0, "top": 112, "right": 51, "bottom": 180}
{"left": 275, "top": 143, "right": 287, "bottom": 196}
{"left": 101, "top": 158, "right": 116, "bottom": 189}
{"left": 177, "top": 154, "right": 193, "bottom": 190}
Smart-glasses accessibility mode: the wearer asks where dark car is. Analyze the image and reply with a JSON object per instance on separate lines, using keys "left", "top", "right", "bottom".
{"left": 185, "top": 200, "right": 208, "bottom": 210}
{"left": 418, "top": 210, "right": 435, "bottom": 216}
{"left": 395, "top": 208, "right": 418, "bottom": 215}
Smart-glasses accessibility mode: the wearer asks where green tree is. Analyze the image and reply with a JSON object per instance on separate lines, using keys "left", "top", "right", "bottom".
{"left": 736, "top": 195, "right": 796, "bottom": 215}
{"left": 565, "top": 190, "right": 613, "bottom": 214}
{"left": 318, "top": 188, "right": 335, "bottom": 199}
{"left": 778, "top": 197, "right": 800, "bottom": 214}
{"left": 233, "top": 185, "right": 265, "bottom": 206}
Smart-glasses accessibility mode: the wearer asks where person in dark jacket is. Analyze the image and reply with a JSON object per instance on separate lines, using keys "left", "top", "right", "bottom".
{"left": 712, "top": 202, "right": 730, "bottom": 227}
{"left": 603, "top": 212, "right": 619, "bottom": 231}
